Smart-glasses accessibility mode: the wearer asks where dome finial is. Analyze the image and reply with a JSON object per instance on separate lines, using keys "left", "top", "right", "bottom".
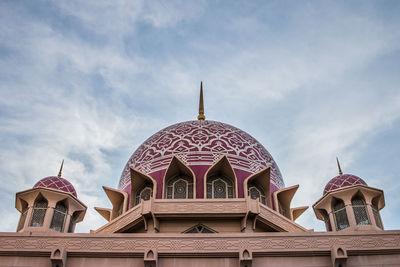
{"left": 58, "top": 159, "right": 64, "bottom": 178}
{"left": 197, "top": 81, "right": 205, "bottom": 120}
{"left": 336, "top": 157, "right": 343, "bottom": 175}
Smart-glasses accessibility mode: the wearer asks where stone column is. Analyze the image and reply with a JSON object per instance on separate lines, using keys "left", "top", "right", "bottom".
{"left": 343, "top": 198, "right": 356, "bottom": 228}
{"left": 64, "top": 213, "right": 72, "bottom": 233}
{"left": 44, "top": 202, "right": 56, "bottom": 229}
{"left": 328, "top": 211, "right": 335, "bottom": 231}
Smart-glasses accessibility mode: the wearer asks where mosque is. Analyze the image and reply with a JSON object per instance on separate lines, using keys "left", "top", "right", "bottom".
{"left": 1, "top": 84, "right": 399, "bottom": 266}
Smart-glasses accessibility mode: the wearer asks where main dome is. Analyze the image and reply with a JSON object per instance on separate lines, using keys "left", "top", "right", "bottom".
{"left": 118, "top": 120, "right": 284, "bottom": 199}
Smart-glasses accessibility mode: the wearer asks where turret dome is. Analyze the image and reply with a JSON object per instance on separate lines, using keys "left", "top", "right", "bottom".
{"left": 323, "top": 174, "right": 367, "bottom": 195}
{"left": 34, "top": 176, "right": 77, "bottom": 197}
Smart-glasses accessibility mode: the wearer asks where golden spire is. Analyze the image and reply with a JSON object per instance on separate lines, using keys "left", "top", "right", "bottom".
{"left": 197, "top": 81, "right": 205, "bottom": 120}
{"left": 58, "top": 159, "right": 64, "bottom": 177}
{"left": 336, "top": 157, "right": 343, "bottom": 175}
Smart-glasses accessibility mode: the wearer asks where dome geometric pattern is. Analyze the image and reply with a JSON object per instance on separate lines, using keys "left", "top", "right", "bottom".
{"left": 323, "top": 174, "right": 367, "bottom": 195}
{"left": 118, "top": 120, "right": 284, "bottom": 196}
{"left": 34, "top": 176, "right": 77, "bottom": 197}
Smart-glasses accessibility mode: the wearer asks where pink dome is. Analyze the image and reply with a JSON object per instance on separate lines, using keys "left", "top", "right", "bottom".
{"left": 118, "top": 120, "right": 284, "bottom": 199}
{"left": 323, "top": 174, "right": 367, "bottom": 195}
{"left": 34, "top": 176, "right": 77, "bottom": 197}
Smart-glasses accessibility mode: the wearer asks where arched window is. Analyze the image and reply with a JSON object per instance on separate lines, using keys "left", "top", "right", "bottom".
{"left": 278, "top": 199, "right": 287, "bottom": 217}
{"left": 68, "top": 212, "right": 79, "bottom": 233}
{"left": 50, "top": 201, "right": 67, "bottom": 232}
{"left": 166, "top": 175, "right": 193, "bottom": 199}
{"left": 333, "top": 199, "right": 349, "bottom": 231}
{"left": 371, "top": 197, "right": 383, "bottom": 229}
{"left": 135, "top": 182, "right": 153, "bottom": 205}
{"left": 351, "top": 196, "right": 370, "bottom": 225}
{"left": 206, "top": 175, "right": 234, "bottom": 199}
{"left": 17, "top": 205, "right": 28, "bottom": 231}
{"left": 248, "top": 182, "right": 266, "bottom": 204}
{"left": 29, "top": 197, "right": 48, "bottom": 227}
{"left": 320, "top": 209, "right": 332, "bottom": 232}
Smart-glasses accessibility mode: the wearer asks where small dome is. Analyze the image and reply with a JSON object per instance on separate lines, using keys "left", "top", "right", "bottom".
{"left": 34, "top": 176, "right": 77, "bottom": 197}
{"left": 323, "top": 174, "right": 367, "bottom": 195}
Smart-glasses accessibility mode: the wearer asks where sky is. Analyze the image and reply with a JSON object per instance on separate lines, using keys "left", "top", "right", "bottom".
{"left": 0, "top": 0, "right": 399, "bottom": 233}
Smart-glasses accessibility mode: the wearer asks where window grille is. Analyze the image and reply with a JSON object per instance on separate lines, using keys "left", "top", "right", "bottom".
{"left": 29, "top": 198, "right": 48, "bottom": 227}
{"left": 166, "top": 175, "right": 193, "bottom": 199}
{"left": 135, "top": 182, "right": 153, "bottom": 206}
{"left": 50, "top": 202, "right": 67, "bottom": 232}
{"left": 278, "top": 199, "right": 286, "bottom": 217}
{"left": 333, "top": 200, "right": 349, "bottom": 231}
{"left": 206, "top": 175, "right": 234, "bottom": 199}
{"left": 183, "top": 224, "right": 217, "bottom": 233}
{"left": 68, "top": 212, "right": 79, "bottom": 233}
{"left": 248, "top": 182, "right": 266, "bottom": 204}
{"left": 351, "top": 197, "right": 370, "bottom": 225}
{"left": 320, "top": 210, "right": 332, "bottom": 231}
{"left": 372, "top": 205, "right": 383, "bottom": 229}
{"left": 17, "top": 208, "right": 28, "bottom": 231}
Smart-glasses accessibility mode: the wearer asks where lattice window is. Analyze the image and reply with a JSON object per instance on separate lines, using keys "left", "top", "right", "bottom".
{"left": 68, "top": 212, "right": 80, "bottom": 233}
{"left": 372, "top": 205, "right": 383, "bottom": 229}
{"left": 333, "top": 199, "right": 349, "bottom": 231}
{"left": 278, "top": 199, "right": 287, "bottom": 217}
{"left": 17, "top": 207, "right": 28, "bottom": 231}
{"left": 29, "top": 198, "right": 48, "bottom": 227}
{"left": 206, "top": 175, "right": 234, "bottom": 199}
{"left": 166, "top": 175, "right": 193, "bottom": 199}
{"left": 183, "top": 224, "right": 217, "bottom": 233}
{"left": 135, "top": 182, "right": 153, "bottom": 206}
{"left": 248, "top": 182, "right": 266, "bottom": 204}
{"left": 50, "top": 201, "right": 67, "bottom": 232}
{"left": 352, "top": 197, "right": 370, "bottom": 225}
{"left": 321, "top": 210, "right": 332, "bottom": 232}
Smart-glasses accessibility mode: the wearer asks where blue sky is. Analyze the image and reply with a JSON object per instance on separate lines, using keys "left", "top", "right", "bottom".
{"left": 0, "top": 0, "right": 400, "bottom": 232}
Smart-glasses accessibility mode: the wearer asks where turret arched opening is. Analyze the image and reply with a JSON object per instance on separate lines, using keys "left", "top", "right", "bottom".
{"left": 332, "top": 198, "right": 349, "bottom": 231}
{"left": 204, "top": 156, "right": 237, "bottom": 199}
{"left": 163, "top": 156, "right": 195, "bottom": 199}
{"left": 29, "top": 194, "right": 48, "bottom": 228}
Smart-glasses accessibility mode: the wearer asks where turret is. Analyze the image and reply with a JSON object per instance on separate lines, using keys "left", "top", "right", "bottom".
{"left": 313, "top": 159, "right": 384, "bottom": 231}
{"left": 15, "top": 161, "right": 86, "bottom": 233}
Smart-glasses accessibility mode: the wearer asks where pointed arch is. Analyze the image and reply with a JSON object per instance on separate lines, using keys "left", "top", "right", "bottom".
{"left": 273, "top": 185, "right": 299, "bottom": 219}
{"left": 332, "top": 197, "right": 349, "bottom": 231}
{"left": 163, "top": 156, "right": 196, "bottom": 199}
{"left": 16, "top": 199, "right": 29, "bottom": 232}
{"left": 372, "top": 195, "right": 383, "bottom": 229}
{"left": 243, "top": 167, "right": 271, "bottom": 207}
{"left": 204, "top": 155, "right": 237, "bottom": 199}
{"left": 351, "top": 192, "right": 370, "bottom": 226}
{"left": 130, "top": 168, "right": 157, "bottom": 207}
{"left": 29, "top": 194, "right": 48, "bottom": 227}
{"left": 183, "top": 224, "right": 217, "bottom": 233}
{"left": 50, "top": 199, "right": 68, "bottom": 232}
{"left": 102, "top": 186, "right": 128, "bottom": 220}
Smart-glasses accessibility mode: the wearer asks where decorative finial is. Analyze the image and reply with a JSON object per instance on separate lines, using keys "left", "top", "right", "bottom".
{"left": 58, "top": 159, "right": 64, "bottom": 177}
{"left": 197, "top": 81, "right": 205, "bottom": 120}
{"left": 336, "top": 157, "right": 343, "bottom": 175}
